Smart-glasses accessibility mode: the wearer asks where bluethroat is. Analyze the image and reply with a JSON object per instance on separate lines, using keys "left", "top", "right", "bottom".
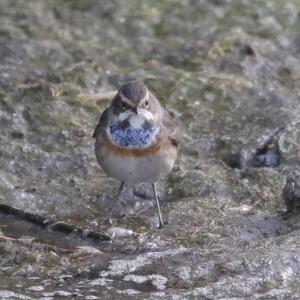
{"left": 93, "top": 80, "right": 181, "bottom": 227}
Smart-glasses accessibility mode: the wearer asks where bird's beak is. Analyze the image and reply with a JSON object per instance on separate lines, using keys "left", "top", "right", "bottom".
{"left": 132, "top": 107, "right": 138, "bottom": 114}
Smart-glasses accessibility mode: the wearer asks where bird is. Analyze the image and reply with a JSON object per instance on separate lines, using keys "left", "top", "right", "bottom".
{"left": 93, "top": 80, "right": 181, "bottom": 228}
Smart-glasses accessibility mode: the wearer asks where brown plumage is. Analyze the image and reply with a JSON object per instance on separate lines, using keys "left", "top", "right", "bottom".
{"left": 93, "top": 80, "right": 181, "bottom": 228}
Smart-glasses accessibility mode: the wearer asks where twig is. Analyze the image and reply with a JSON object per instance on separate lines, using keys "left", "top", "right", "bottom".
{"left": 77, "top": 91, "right": 117, "bottom": 101}
{"left": 0, "top": 203, "right": 110, "bottom": 242}
{"left": 0, "top": 234, "right": 73, "bottom": 255}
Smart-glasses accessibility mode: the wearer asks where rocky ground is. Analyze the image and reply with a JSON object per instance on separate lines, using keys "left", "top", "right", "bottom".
{"left": 1, "top": 0, "right": 300, "bottom": 299}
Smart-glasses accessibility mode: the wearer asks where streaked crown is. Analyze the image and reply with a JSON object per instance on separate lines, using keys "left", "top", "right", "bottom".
{"left": 118, "top": 80, "right": 149, "bottom": 107}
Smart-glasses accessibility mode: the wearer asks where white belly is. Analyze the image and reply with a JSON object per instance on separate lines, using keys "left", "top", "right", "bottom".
{"left": 95, "top": 139, "right": 177, "bottom": 185}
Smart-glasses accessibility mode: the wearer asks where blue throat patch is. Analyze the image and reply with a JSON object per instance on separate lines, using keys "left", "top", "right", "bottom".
{"left": 108, "top": 124, "right": 159, "bottom": 149}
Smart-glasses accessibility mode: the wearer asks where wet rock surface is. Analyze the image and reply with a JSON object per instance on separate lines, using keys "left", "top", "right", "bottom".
{"left": 1, "top": 0, "right": 300, "bottom": 299}
{"left": 225, "top": 127, "right": 284, "bottom": 172}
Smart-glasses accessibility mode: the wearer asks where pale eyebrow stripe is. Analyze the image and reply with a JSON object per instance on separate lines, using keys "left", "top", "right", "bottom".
{"left": 119, "top": 89, "right": 149, "bottom": 105}
{"left": 119, "top": 93, "right": 133, "bottom": 106}
{"left": 140, "top": 89, "right": 149, "bottom": 103}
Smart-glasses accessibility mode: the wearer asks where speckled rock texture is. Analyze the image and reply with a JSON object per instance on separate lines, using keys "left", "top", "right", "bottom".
{"left": 1, "top": 0, "right": 300, "bottom": 299}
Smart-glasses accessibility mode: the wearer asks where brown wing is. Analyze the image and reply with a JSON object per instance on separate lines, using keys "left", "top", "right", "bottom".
{"left": 93, "top": 108, "right": 109, "bottom": 138}
{"left": 162, "top": 110, "right": 181, "bottom": 147}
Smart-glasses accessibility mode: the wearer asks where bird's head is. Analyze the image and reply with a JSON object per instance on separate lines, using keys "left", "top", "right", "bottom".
{"left": 111, "top": 80, "right": 158, "bottom": 128}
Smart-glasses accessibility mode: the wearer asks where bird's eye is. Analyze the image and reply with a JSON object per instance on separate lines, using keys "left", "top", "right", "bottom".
{"left": 145, "top": 100, "right": 149, "bottom": 107}
{"left": 121, "top": 102, "right": 126, "bottom": 110}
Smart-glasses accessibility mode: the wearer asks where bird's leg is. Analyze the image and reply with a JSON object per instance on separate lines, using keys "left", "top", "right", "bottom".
{"left": 107, "top": 182, "right": 125, "bottom": 224}
{"left": 152, "top": 183, "right": 164, "bottom": 228}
